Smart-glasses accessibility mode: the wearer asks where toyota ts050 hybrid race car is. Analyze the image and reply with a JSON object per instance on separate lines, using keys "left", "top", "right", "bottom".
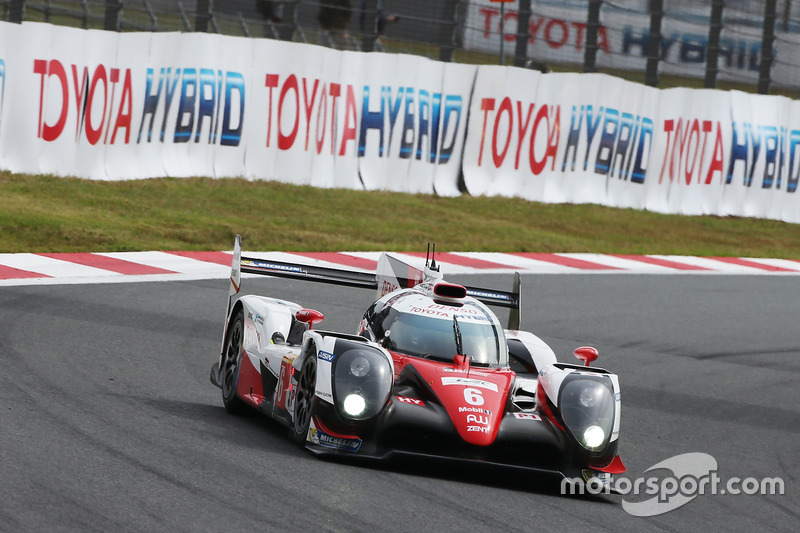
{"left": 210, "top": 236, "right": 625, "bottom": 486}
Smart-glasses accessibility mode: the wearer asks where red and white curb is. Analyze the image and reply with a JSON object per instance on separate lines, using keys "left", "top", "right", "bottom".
{"left": 1, "top": 250, "right": 799, "bottom": 286}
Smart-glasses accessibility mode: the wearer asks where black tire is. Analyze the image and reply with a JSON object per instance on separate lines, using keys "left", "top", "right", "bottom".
{"left": 221, "top": 310, "right": 247, "bottom": 415}
{"left": 291, "top": 351, "right": 317, "bottom": 444}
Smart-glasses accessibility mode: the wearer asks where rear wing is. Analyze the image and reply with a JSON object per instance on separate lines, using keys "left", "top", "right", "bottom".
{"left": 227, "top": 235, "right": 522, "bottom": 329}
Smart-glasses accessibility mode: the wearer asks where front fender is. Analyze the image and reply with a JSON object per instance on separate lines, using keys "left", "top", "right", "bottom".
{"left": 219, "top": 295, "right": 303, "bottom": 368}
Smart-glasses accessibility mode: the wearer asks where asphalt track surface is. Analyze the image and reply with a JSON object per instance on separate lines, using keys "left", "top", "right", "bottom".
{"left": 1, "top": 274, "right": 797, "bottom": 532}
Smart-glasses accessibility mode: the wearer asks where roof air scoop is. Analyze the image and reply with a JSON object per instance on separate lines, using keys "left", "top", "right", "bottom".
{"left": 433, "top": 282, "right": 467, "bottom": 300}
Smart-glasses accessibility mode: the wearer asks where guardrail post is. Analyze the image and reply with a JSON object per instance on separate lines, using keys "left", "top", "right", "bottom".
{"left": 513, "top": 0, "right": 531, "bottom": 67}
{"left": 104, "top": 0, "right": 122, "bottom": 31}
{"left": 583, "top": 0, "right": 601, "bottom": 73}
{"left": 438, "top": 0, "right": 461, "bottom": 62}
{"left": 758, "top": 0, "right": 777, "bottom": 94}
{"left": 196, "top": 0, "right": 211, "bottom": 32}
{"left": 645, "top": 0, "right": 663, "bottom": 87}
{"left": 704, "top": 0, "right": 724, "bottom": 88}
{"left": 9, "top": 0, "right": 25, "bottom": 23}
{"left": 360, "top": 0, "right": 379, "bottom": 51}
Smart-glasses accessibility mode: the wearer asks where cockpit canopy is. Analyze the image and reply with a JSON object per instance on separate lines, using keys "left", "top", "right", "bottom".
{"left": 363, "top": 290, "right": 508, "bottom": 366}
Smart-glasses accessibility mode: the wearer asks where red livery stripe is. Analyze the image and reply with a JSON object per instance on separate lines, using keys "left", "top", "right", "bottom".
{"left": 510, "top": 253, "right": 621, "bottom": 270}
{"left": 38, "top": 253, "right": 177, "bottom": 275}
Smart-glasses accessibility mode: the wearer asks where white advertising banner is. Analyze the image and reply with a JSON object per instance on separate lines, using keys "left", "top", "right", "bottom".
{"left": 0, "top": 21, "right": 466, "bottom": 195}
{"left": 645, "top": 88, "right": 732, "bottom": 217}
{"left": 4, "top": 21, "right": 800, "bottom": 224}
{"left": 464, "top": 69, "right": 659, "bottom": 212}
{"left": 463, "top": 0, "right": 794, "bottom": 89}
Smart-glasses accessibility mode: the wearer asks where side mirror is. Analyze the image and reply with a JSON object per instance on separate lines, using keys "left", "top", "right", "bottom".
{"left": 295, "top": 308, "right": 324, "bottom": 329}
{"left": 573, "top": 346, "right": 599, "bottom": 367}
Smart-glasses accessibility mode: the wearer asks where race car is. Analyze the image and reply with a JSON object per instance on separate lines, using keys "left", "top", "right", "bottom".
{"left": 210, "top": 236, "right": 625, "bottom": 485}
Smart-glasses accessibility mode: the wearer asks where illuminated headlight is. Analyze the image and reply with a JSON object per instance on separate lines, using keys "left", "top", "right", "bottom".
{"left": 582, "top": 425, "right": 606, "bottom": 450}
{"left": 333, "top": 342, "right": 393, "bottom": 420}
{"left": 343, "top": 393, "right": 367, "bottom": 416}
{"left": 560, "top": 378, "right": 615, "bottom": 452}
{"left": 350, "top": 356, "right": 370, "bottom": 377}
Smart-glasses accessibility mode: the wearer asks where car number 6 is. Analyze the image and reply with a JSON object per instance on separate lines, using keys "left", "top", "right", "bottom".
{"left": 463, "top": 388, "right": 484, "bottom": 406}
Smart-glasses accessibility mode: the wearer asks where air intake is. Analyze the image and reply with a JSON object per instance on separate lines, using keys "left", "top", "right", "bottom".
{"left": 433, "top": 283, "right": 467, "bottom": 299}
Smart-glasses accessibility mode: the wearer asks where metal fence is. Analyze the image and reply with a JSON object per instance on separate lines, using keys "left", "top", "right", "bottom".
{"left": 2, "top": 1, "right": 798, "bottom": 95}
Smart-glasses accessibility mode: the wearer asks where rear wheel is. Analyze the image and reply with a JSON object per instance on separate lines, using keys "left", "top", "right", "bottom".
{"left": 292, "top": 351, "right": 317, "bottom": 443}
{"left": 221, "top": 310, "right": 247, "bottom": 415}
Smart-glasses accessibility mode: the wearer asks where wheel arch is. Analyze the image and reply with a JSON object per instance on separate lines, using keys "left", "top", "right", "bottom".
{"left": 219, "top": 299, "right": 246, "bottom": 368}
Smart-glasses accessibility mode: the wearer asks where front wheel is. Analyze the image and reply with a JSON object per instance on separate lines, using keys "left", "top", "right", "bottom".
{"left": 221, "top": 310, "right": 247, "bottom": 415}
{"left": 291, "top": 352, "right": 317, "bottom": 444}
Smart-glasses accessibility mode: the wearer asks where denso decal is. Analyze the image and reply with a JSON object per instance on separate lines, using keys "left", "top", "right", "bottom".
{"left": 441, "top": 377, "right": 498, "bottom": 392}
{"left": 309, "top": 428, "right": 362, "bottom": 452}
{"left": 396, "top": 396, "right": 424, "bottom": 406}
{"left": 317, "top": 350, "right": 335, "bottom": 362}
{"left": 513, "top": 412, "right": 542, "bottom": 421}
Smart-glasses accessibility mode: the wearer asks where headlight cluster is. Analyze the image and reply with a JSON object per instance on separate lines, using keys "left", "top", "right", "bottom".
{"left": 333, "top": 343, "right": 392, "bottom": 420}
{"left": 559, "top": 378, "right": 615, "bottom": 452}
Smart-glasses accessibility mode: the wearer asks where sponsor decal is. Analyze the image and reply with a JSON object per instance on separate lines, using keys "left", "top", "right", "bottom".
{"left": 582, "top": 469, "right": 612, "bottom": 484}
{"left": 465, "top": 289, "right": 512, "bottom": 301}
{"left": 243, "top": 259, "right": 303, "bottom": 273}
{"left": 441, "top": 376, "right": 498, "bottom": 392}
{"left": 615, "top": 392, "right": 621, "bottom": 402}
{"left": 317, "top": 350, "right": 335, "bottom": 362}
{"left": 467, "top": 425, "right": 490, "bottom": 433}
{"left": 380, "top": 279, "right": 399, "bottom": 296}
{"left": 32, "top": 60, "right": 245, "bottom": 146}
{"left": 263, "top": 75, "right": 464, "bottom": 163}
{"left": 396, "top": 396, "right": 424, "bottom": 406}
{"left": 458, "top": 406, "right": 492, "bottom": 415}
{"left": 309, "top": 427, "right": 362, "bottom": 452}
{"left": 442, "top": 368, "right": 489, "bottom": 377}
{"left": 513, "top": 412, "right": 542, "bottom": 421}
{"left": 466, "top": 414, "right": 489, "bottom": 425}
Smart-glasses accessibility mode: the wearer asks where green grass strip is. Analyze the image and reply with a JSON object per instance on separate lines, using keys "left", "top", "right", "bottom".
{"left": 2, "top": 171, "right": 799, "bottom": 257}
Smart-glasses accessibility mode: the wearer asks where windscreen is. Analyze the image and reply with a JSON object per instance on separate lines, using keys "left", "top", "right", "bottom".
{"left": 381, "top": 301, "right": 505, "bottom": 366}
